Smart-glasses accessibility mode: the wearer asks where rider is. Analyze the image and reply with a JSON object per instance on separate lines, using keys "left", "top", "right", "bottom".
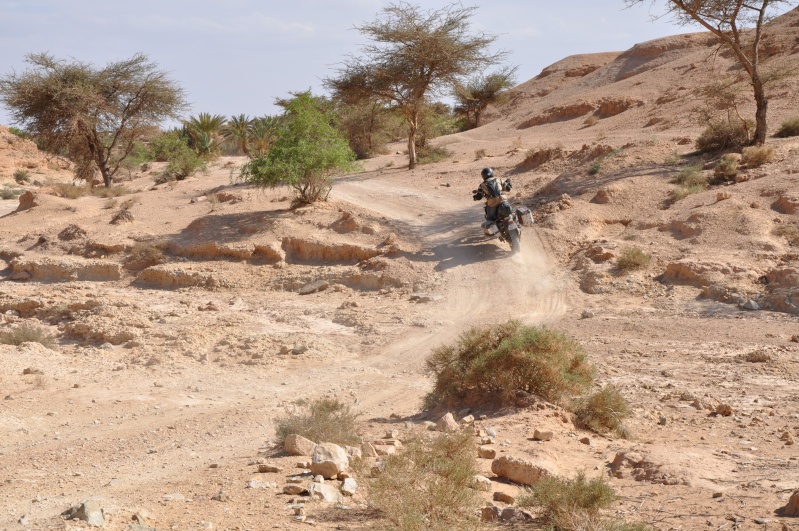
{"left": 473, "top": 167, "right": 512, "bottom": 222}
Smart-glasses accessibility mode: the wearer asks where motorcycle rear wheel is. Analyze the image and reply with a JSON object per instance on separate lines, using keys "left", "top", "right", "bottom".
{"left": 510, "top": 229, "right": 521, "bottom": 254}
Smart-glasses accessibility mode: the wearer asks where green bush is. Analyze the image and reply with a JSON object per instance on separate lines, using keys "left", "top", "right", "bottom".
{"left": 274, "top": 398, "right": 360, "bottom": 447}
{"left": 0, "top": 322, "right": 56, "bottom": 348}
{"left": 775, "top": 117, "right": 799, "bottom": 138}
{"left": 366, "top": 430, "right": 480, "bottom": 531}
{"left": 1, "top": 186, "right": 24, "bottom": 200}
{"left": 574, "top": 385, "right": 631, "bottom": 436}
{"left": 695, "top": 118, "right": 752, "bottom": 152}
{"left": 616, "top": 247, "right": 652, "bottom": 272}
{"left": 713, "top": 154, "right": 739, "bottom": 182}
{"left": 417, "top": 144, "right": 452, "bottom": 164}
{"left": 424, "top": 320, "right": 593, "bottom": 408}
{"left": 740, "top": 144, "right": 775, "bottom": 167}
{"left": 518, "top": 472, "right": 616, "bottom": 529}
{"left": 13, "top": 169, "right": 31, "bottom": 183}
{"left": 8, "top": 126, "right": 29, "bottom": 140}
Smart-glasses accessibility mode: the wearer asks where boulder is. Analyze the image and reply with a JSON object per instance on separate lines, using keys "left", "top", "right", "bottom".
{"left": 774, "top": 195, "right": 799, "bottom": 215}
{"left": 478, "top": 446, "right": 497, "bottom": 459}
{"left": 437, "top": 412, "right": 459, "bottom": 432}
{"left": 473, "top": 475, "right": 493, "bottom": 492}
{"left": 308, "top": 482, "right": 343, "bottom": 503}
{"left": 491, "top": 455, "right": 558, "bottom": 486}
{"left": 310, "top": 442, "right": 349, "bottom": 479}
{"left": 63, "top": 500, "right": 105, "bottom": 527}
{"left": 340, "top": 477, "right": 358, "bottom": 496}
{"left": 284, "top": 434, "right": 317, "bottom": 457}
{"left": 783, "top": 490, "right": 799, "bottom": 516}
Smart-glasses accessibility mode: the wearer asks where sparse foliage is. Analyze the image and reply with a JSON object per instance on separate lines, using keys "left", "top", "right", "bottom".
{"left": 740, "top": 144, "right": 775, "bottom": 166}
{"left": 0, "top": 53, "right": 186, "bottom": 186}
{"left": 696, "top": 118, "right": 753, "bottom": 152}
{"left": 239, "top": 91, "right": 358, "bottom": 205}
{"left": 616, "top": 247, "right": 652, "bottom": 271}
{"left": 625, "top": 0, "right": 795, "bottom": 145}
{"left": 366, "top": 430, "right": 480, "bottom": 531}
{"left": 574, "top": 385, "right": 631, "bottom": 436}
{"left": 13, "top": 169, "right": 31, "bottom": 183}
{"left": 453, "top": 66, "right": 517, "bottom": 129}
{"left": 326, "top": 2, "right": 510, "bottom": 169}
{"left": 713, "top": 153, "right": 740, "bottom": 181}
{"left": 1, "top": 186, "right": 24, "bottom": 200}
{"left": 773, "top": 222, "right": 799, "bottom": 245}
{"left": 0, "top": 322, "right": 56, "bottom": 348}
{"left": 274, "top": 397, "right": 360, "bottom": 446}
{"left": 775, "top": 117, "right": 799, "bottom": 137}
{"left": 424, "top": 320, "right": 593, "bottom": 408}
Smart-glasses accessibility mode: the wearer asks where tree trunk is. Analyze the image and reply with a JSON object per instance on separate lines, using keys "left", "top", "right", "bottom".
{"left": 99, "top": 163, "right": 112, "bottom": 187}
{"left": 407, "top": 114, "right": 418, "bottom": 170}
{"left": 752, "top": 74, "right": 768, "bottom": 145}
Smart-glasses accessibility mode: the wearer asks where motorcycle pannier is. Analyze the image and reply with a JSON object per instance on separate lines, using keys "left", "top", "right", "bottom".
{"left": 516, "top": 206, "right": 533, "bottom": 226}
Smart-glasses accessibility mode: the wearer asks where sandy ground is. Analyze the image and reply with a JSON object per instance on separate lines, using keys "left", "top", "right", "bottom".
{"left": 2, "top": 8, "right": 799, "bottom": 530}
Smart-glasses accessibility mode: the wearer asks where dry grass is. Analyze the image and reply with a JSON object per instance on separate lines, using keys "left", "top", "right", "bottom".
{"left": 274, "top": 398, "right": 360, "bottom": 447}
{"left": 740, "top": 145, "right": 775, "bottom": 167}
{"left": 616, "top": 247, "right": 652, "bottom": 272}
{"left": 0, "top": 322, "right": 56, "bottom": 348}
{"left": 366, "top": 430, "right": 480, "bottom": 531}
{"left": 583, "top": 115, "right": 599, "bottom": 127}
{"left": 695, "top": 118, "right": 752, "bottom": 152}
{"left": 574, "top": 385, "right": 631, "bottom": 437}
{"left": 125, "top": 242, "right": 166, "bottom": 270}
{"left": 713, "top": 154, "right": 739, "bottom": 182}
{"left": 772, "top": 223, "right": 799, "bottom": 245}
{"left": 1, "top": 186, "right": 24, "bottom": 200}
{"left": 518, "top": 472, "right": 617, "bottom": 528}
{"left": 13, "top": 169, "right": 31, "bottom": 183}
{"left": 50, "top": 183, "right": 135, "bottom": 199}
{"left": 775, "top": 117, "right": 799, "bottom": 138}
{"left": 474, "top": 148, "right": 486, "bottom": 159}
{"left": 424, "top": 320, "right": 593, "bottom": 409}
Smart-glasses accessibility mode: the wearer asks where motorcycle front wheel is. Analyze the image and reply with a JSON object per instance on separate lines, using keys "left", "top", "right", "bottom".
{"left": 509, "top": 229, "right": 521, "bottom": 254}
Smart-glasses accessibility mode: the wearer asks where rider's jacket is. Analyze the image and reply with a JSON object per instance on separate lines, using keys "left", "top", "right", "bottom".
{"left": 479, "top": 177, "right": 509, "bottom": 207}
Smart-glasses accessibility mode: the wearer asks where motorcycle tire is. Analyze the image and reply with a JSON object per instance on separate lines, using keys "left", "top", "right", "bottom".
{"left": 510, "top": 228, "right": 521, "bottom": 254}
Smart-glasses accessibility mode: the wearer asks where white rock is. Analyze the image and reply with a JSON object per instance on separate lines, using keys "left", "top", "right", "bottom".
{"left": 284, "top": 434, "right": 317, "bottom": 456}
{"left": 310, "top": 442, "right": 349, "bottom": 479}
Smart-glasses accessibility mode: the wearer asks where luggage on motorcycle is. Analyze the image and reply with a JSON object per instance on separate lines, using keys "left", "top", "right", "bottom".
{"left": 481, "top": 220, "right": 500, "bottom": 236}
{"left": 516, "top": 206, "right": 533, "bottom": 226}
{"left": 498, "top": 201, "right": 513, "bottom": 218}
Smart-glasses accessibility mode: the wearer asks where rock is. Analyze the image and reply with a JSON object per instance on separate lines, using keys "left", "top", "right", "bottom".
{"left": 473, "top": 475, "right": 493, "bottom": 492}
{"left": 742, "top": 300, "right": 760, "bottom": 311}
{"left": 298, "top": 280, "right": 330, "bottom": 295}
{"left": 533, "top": 430, "right": 553, "bottom": 441}
{"left": 478, "top": 446, "right": 497, "bottom": 459}
{"left": 292, "top": 344, "right": 309, "bottom": 355}
{"left": 500, "top": 507, "right": 529, "bottom": 522}
{"left": 283, "top": 484, "right": 309, "bottom": 495}
{"left": 485, "top": 427, "right": 498, "bottom": 438}
{"left": 340, "top": 477, "right": 358, "bottom": 496}
{"left": 211, "top": 490, "right": 229, "bottom": 502}
{"left": 246, "top": 480, "right": 277, "bottom": 489}
{"left": 491, "top": 455, "right": 558, "bottom": 486}
{"left": 783, "top": 490, "right": 799, "bottom": 517}
{"left": 310, "top": 442, "right": 349, "bottom": 479}
{"left": 284, "top": 434, "right": 317, "bottom": 456}
{"left": 494, "top": 491, "right": 515, "bottom": 504}
{"left": 581, "top": 308, "right": 595, "bottom": 319}
{"left": 374, "top": 444, "right": 397, "bottom": 455}
{"left": 361, "top": 441, "right": 378, "bottom": 458}
{"left": 713, "top": 492, "right": 723, "bottom": 498}
{"left": 437, "top": 412, "right": 459, "bottom": 432}
{"left": 344, "top": 445, "right": 362, "bottom": 461}
{"left": 313, "top": 475, "right": 324, "bottom": 483}
{"left": 716, "top": 404, "right": 733, "bottom": 416}
{"left": 579, "top": 437, "right": 591, "bottom": 445}
{"left": 410, "top": 293, "right": 442, "bottom": 303}
{"left": 658, "top": 415, "right": 668, "bottom": 426}
{"left": 481, "top": 506, "right": 501, "bottom": 522}
{"left": 258, "top": 464, "right": 282, "bottom": 473}
{"left": 460, "top": 414, "right": 475, "bottom": 425}
{"left": 64, "top": 500, "right": 105, "bottom": 526}
{"left": 774, "top": 195, "right": 799, "bottom": 215}
{"left": 610, "top": 450, "right": 691, "bottom": 485}
{"left": 16, "top": 191, "right": 39, "bottom": 212}
{"left": 308, "top": 482, "right": 343, "bottom": 504}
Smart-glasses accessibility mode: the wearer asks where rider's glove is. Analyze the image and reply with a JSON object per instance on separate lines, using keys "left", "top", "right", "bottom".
{"left": 472, "top": 191, "right": 483, "bottom": 201}
{"left": 504, "top": 179, "right": 512, "bottom": 192}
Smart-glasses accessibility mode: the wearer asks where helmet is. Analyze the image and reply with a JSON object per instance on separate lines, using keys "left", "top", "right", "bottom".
{"left": 481, "top": 167, "right": 494, "bottom": 180}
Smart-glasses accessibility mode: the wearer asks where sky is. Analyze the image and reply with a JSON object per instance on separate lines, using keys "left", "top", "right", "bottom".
{"left": 0, "top": 1, "right": 790, "bottom": 126}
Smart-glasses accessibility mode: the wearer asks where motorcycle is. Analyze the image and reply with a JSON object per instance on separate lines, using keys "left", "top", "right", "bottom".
{"left": 472, "top": 181, "right": 533, "bottom": 254}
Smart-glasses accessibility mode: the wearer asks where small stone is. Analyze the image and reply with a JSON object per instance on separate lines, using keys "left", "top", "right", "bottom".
{"left": 374, "top": 444, "right": 397, "bottom": 455}
{"left": 581, "top": 309, "right": 595, "bottom": 319}
{"left": 313, "top": 475, "right": 324, "bottom": 483}
{"left": 481, "top": 506, "right": 501, "bottom": 522}
{"left": 493, "top": 491, "right": 515, "bottom": 504}
{"left": 713, "top": 492, "right": 723, "bottom": 498}
{"left": 658, "top": 415, "right": 668, "bottom": 425}
{"left": 716, "top": 404, "right": 733, "bottom": 416}
{"left": 742, "top": 300, "right": 760, "bottom": 311}
{"left": 211, "top": 490, "right": 229, "bottom": 502}
{"left": 533, "top": 430, "right": 553, "bottom": 441}
{"left": 283, "top": 484, "right": 309, "bottom": 495}
{"left": 386, "top": 430, "right": 399, "bottom": 439}
{"left": 292, "top": 344, "right": 309, "bottom": 355}
{"left": 481, "top": 436, "right": 495, "bottom": 445}
{"left": 753, "top": 518, "right": 770, "bottom": 524}
{"left": 64, "top": 501, "right": 105, "bottom": 526}
{"left": 296, "top": 460, "right": 311, "bottom": 469}
{"left": 361, "top": 442, "right": 378, "bottom": 458}
{"left": 340, "top": 477, "right": 358, "bottom": 496}
{"left": 473, "top": 475, "right": 493, "bottom": 492}
{"left": 437, "top": 412, "right": 459, "bottom": 432}
{"left": 308, "top": 482, "right": 344, "bottom": 503}
{"left": 579, "top": 437, "right": 591, "bottom": 445}
{"left": 485, "top": 427, "right": 498, "bottom": 438}
{"left": 246, "top": 480, "right": 277, "bottom": 489}
{"left": 258, "top": 464, "right": 282, "bottom": 473}
{"left": 478, "top": 446, "right": 497, "bottom": 459}
{"left": 460, "top": 414, "right": 475, "bottom": 425}
{"left": 22, "top": 367, "right": 43, "bottom": 375}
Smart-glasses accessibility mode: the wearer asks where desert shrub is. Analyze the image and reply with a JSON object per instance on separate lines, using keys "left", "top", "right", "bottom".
{"left": 740, "top": 144, "right": 775, "bottom": 167}
{"left": 616, "top": 247, "right": 651, "bottom": 272}
{"left": 274, "top": 398, "right": 360, "bottom": 447}
{"left": 474, "top": 148, "right": 486, "bottom": 159}
{"left": 164, "top": 145, "right": 206, "bottom": 181}
{"left": 583, "top": 115, "right": 599, "bottom": 127}
{"left": 663, "top": 150, "right": 682, "bottom": 166}
{"left": 713, "top": 154, "right": 739, "bottom": 182}
{"left": 695, "top": 118, "right": 752, "bottom": 152}
{"left": 587, "top": 161, "right": 602, "bottom": 176}
{"left": 125, "top": 242, "right": 165, "bottom": 270}
{"left": 8, "top": 126, "right": 30, "bottom": 140}
{"left": 0, "top": 322, "right": 56, "bottom": 348}
{"left": 1, "top": 186, "right": 24, "bottom": 200}
{"left": 13, "top": 169, "right": 31, "bottom": 183}
{"left": 366, "top": 430, "right": 480, "bottom": 531}
{"left": 417, "top": 144, "right": 452, "bottom": 164}
{"left": 424, "top": 320, "right": 593, "bottom": 408}
{"left": 668, "top": 184, "right": 705, "bottom": 203}
{"left": 673, "top": 163, "right": 706, "bottom": 187}
{"left": 773, "top": 223, "right": 799, "bottom": 245}
{"left": 518, "top": 472, "right": 616, "bottom": 529}
{"left": 49, "top": 183, "right": 134, "bottom": 199}
{"left": 775, "top": 117, "right": 799, "bottom": 138}
{"left": 574, "top": 385, "right": 631, "bottom": 436}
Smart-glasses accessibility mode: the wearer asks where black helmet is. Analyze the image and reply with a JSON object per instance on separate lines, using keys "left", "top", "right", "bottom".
{"left": 481, "top": 167, "right": 494, "bottom": 180}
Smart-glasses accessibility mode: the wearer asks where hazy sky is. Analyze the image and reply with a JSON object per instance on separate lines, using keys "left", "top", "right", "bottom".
{"left": 0, "top": 1, "right": 784, "bottom": 125}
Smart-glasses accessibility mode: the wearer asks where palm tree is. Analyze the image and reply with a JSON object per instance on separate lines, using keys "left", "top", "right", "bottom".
{"left": 222, "top": 114, "right": 254, "bottom": 156}
{"left": 249, "top": 115, "right": 281, "bottom": 157}
{"left": 183, "top": 112, "right": 226, "bottom": 157}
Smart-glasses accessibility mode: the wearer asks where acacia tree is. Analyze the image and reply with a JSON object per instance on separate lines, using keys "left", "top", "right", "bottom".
{"left": 0, "top": 53, "right": 186, "bottom": 186}
{"left": 454, "top": 66, "right": 517, "bottom": 129}
{"left": 626, "top": 0, "right": 794, "bottom": 145}
{"left": 326, "top": 2, "right": 509, "bottom": 169}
